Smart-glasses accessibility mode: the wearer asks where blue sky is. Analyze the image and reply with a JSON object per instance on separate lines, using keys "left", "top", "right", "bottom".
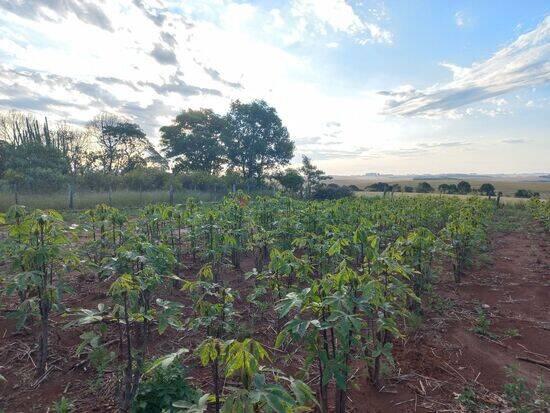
{"left": 0, "top": 0, "right": 548, "bottom": 174}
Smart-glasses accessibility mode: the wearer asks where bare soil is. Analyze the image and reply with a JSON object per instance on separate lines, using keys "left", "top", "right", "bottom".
{"left": 1, "top": 213, "right": 548, "bottom": 412}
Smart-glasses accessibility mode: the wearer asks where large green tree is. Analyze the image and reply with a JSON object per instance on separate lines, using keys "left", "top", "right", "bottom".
{"left": 0, "top": 113, "right": 70, "bottom": 191}
{"left": 160, "top": 109, "right": 225, "bottom": 174}
{"left": 222, "top": 100, "right": 294, "bottom": 181}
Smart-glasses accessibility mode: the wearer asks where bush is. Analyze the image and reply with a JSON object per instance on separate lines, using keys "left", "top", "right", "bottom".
{"left": 365, "top": 182, "right": 391, "bottom": 192}
{"left": 515, "top": 189, "right": 539, "bottom": 198}
{"left": 312, "top": 185, "right": 353, "bottom": 200}
{"left": 123, "top": 168, "right": 170, "bottom": 191}
{"left": 133, "top": 363, "right": 198, "bottom": 413}
{"left": 403, "top": 186, "right": 414, "bottom": 193}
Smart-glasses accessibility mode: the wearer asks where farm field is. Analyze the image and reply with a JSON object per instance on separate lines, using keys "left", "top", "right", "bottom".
{"left": 354, "top": 191, "right": 539, "bottom": 205}
{"left": 0, "top": 195, "right": 548, "bottom": 412}
{"left": 330, "top": 177, "right": 550, "bottom": 199}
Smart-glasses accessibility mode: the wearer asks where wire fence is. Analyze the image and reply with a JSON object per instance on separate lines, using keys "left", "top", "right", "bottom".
{"left": 0, "top": 185, "right": 276, "bottom": 212}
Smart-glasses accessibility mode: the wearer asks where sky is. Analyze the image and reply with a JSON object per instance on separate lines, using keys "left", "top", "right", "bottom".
{"left": 0, "top": 0, "right": 549, "bottom": 175}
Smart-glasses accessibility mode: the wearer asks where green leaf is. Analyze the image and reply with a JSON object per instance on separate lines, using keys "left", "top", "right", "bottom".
{"left": 145, "top": 348, "right": 188, "bottom": 375}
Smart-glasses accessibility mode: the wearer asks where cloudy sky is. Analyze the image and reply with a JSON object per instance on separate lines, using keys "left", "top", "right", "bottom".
{"left": 0, "top": 0, "right": 549, "bottom": 174}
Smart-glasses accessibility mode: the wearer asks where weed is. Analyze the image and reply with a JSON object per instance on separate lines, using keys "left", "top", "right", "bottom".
{"left": 406, "top": 311, "right": 423, "bottom": 332}
{"left": 457, "top": 386, "right": 479, "bottom": 412}
{"left": 502, "top": 328, "right": 521, "bottom": 339}
{"left": 133, "top": 363, "right": 198, "bottom": 413}
{"left": 471, "top": 307, "right": 496, "bottom": 339}
{"left": 51, "top": 397, "right": 74, "bottom": 413}
{"left": 503, "top": 365, "right": 550, "bottom": 413}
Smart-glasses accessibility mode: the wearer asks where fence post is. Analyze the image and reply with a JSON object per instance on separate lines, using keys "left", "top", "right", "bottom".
{"left": 68, "top": 183, "right": 74, "bottom": 210}
{"left": 169, "top": 184, "right": 174, "bottom": 205}
{"left": 14, "top": 183, "right": 18, "bottom": 205}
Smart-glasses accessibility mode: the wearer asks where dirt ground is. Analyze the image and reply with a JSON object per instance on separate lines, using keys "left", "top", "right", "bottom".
{"left": 0, "top": 210, "right": 549, "bottom": 412}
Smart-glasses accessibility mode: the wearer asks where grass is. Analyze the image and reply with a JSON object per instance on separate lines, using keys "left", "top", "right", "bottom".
{"left": 0, "top": 189, "right": 227, "bottom": 212}
{"left": 354, "top": 190, "right": 532, "bottom": 205}
{"left": 491, "top": 204, "right": 532, "bottom": 232}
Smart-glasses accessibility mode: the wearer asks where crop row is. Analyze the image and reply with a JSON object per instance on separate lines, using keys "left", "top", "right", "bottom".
{"left": 0, "top": 194, "right": 494, "bottom": 412}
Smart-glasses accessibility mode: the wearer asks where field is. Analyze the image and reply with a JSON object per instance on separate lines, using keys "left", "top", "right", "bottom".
{"left": 0, "top": 194, "right": 549, "bottom": 412}
{"left": 330, "top": 176, "right": 550, "bottom": 199}
{"left": 355, "top": 191, "right": 535, "bottom": 205}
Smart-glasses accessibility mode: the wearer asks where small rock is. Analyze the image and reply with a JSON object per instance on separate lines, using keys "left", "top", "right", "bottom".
{"left": 482, "top": 304, "right": 490, "bottom": 309}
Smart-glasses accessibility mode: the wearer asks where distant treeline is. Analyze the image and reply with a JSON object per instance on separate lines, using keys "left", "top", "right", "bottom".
{"left": 362, "top": 181, "right": 540, "bottom": 198}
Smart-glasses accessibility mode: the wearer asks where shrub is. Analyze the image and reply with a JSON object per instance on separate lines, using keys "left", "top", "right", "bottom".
{"left": 365, "top": 182, "right": 390, "bottom": 192}
{"left": 515, "top": 189, "right": 539, "bottom": 198}
{"left": 403, "top": 185, "right": 414, "bottom": 193}
{"left": 312, "top": 185, "right": 353, "bottom": 200}
{"left": 133, "top": 364, "right": 198, "bottom": 413}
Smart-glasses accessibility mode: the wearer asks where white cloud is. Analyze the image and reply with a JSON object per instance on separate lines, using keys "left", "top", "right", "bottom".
{"left": 288, "top": 0, "right": 392, "bottom": 44}
{"left": 455, "top": 11, "right": 465, "bottom": 28}
{"left": 381, "top": 16, "right": 550, "bottom": 117}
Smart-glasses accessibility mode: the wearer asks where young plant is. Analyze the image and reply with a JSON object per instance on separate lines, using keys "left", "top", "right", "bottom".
{"left": 3, "top": 209, "right": 75, "bottom": 376}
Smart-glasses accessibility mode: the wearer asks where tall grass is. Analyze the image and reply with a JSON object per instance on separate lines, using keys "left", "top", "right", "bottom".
{"left": 0, "top": 189, "right": 227, "bottom": 212}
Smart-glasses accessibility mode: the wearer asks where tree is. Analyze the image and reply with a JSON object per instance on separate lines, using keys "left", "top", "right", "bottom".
{"left": 55, "top": 122, "right": 92, "bottom": 176}
{"left": 0, "top": 112, "right": 70, "bottom": 191}
{"left": 300, "top": 155, "right": 331, "bottom": 198}
{"left": 479, "top": 183, "right": 496, "bottom": 197}
{"left": 88, "top": 113, "right": 164, "bottom": 175}
{"left": 438, "top": 183, "right": 458, "bottom": 194}
{"left": 274, "top": 169, "right": 304, "bottom": 194}
{"left": 160, "top": 109, "right": 225, "bottom": 174}
{"left": 416, "top": 182, "right": 434, "bottom": 193}
{"left": 366, "top": 182, "right": 391, "bottom": 192}
{"left": 222, "top": 100, "right": 294, "bottom": 181}
{"left": 457, "top": 181, "right": 471, "bottom": 194}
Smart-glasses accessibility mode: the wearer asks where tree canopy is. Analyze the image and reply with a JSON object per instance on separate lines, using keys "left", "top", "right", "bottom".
{"left": 160, "top": 109, "right": 225, "bottom": 174}
{"left": 222, "top": 100, "right": 294, "bottom": 181}
{"left": 479, "top": 183, "right": 496, "bottom": 196}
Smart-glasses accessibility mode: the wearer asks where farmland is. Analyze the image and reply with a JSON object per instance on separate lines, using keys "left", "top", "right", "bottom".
{"left": 330, "top": 176, "right": 550, "bottom": 200}
{"left": 0, "top": 194, "right": 548, "bottom": 412}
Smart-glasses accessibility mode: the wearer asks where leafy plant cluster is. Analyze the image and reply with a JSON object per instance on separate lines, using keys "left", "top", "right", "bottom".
{"left": 0, "top": 193, "right": 494, "bottom": 412}
{"left": 527, "top": 197, "right": 550, "bottom": 231}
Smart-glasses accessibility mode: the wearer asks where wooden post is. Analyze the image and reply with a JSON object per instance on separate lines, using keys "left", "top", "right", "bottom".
{"left": 14, "top": 183, "right": 18, "bottom": 205}
{"left": 68, "top": 183, "right": 74, "bottom": 210}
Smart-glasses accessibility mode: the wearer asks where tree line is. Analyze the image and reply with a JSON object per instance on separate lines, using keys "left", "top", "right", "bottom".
{"left": 362, "top": 180, "right": 539, "bottom": 198}
{"left": 0, "top": 100, "right": 309, "bottom": 195}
